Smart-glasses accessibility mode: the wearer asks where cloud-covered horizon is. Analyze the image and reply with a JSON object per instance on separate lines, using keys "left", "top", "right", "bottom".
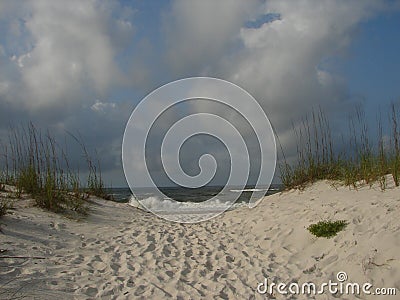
{"left": 0, "top": 0, "right": 399, "bottom": 186}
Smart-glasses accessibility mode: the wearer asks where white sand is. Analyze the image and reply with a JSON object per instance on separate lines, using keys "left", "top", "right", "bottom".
{"left": 1, "top": 179, "right": 399, "bottom": 299}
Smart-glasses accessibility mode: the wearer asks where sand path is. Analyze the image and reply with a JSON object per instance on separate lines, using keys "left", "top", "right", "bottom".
{"left": 1, "top": 180, "right": 399, "bottom": 299}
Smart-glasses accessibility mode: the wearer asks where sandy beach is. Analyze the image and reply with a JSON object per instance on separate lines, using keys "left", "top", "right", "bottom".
{"left": 1, "top": 180, "right": 399, "bottom": 299}
{"left": 1, "top": 1, "right": 399, "bottom": 299}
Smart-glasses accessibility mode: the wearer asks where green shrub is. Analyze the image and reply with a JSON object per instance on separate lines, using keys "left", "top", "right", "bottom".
{"left": 308, "top": 220, "right": 348, "bottom": 238}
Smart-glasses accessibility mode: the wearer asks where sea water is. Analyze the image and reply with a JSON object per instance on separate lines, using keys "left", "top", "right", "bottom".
{"left": 106, "top": 185, "right": 281, "bottom": 214}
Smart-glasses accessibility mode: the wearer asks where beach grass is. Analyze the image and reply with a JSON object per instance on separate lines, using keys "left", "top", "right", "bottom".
{"left": 0, "top": 123, "right": 107, "bottom": 215}
{"left": 0, "top": 199, "right": 10, "bottom": 218}
{"left": 278, "top": 103, "right": 400, "bottom": 190}
{"left": 0, "top": 184, "right": 12, "bottom": 229}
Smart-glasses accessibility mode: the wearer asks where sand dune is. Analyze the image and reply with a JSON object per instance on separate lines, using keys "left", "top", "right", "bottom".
{"left": 1, "top": 180, "right": 399, "bottom": 299}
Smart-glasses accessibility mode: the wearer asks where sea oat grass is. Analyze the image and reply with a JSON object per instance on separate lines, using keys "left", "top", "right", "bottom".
{"left": 0, "top": 123, "right": 109, "bottom": 215}
{"left": 279, "top": 104, "right": 400, "bottom": 190}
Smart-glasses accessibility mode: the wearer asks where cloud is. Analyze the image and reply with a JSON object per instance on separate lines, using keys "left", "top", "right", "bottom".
{"left": 163, "top": 0, "right": 392, "bottom": 161}
{"left": 0, "top": 0, "right": 135, "bottom": 113}
{"left": 0, "top": 0, "right": 137, "bottom": 185}
{"left": 163, "top": 0, "right": 260, "bottom": 75}
{"left": 91, "top": 100, "right": 117, "bottom": 113}
{"left": 0, "top": 0, "right": 398, "bottom": 186}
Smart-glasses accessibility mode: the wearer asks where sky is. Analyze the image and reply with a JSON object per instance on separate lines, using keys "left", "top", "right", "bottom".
{"left": 0, "top": 0, "right": 399, "bottom": 187}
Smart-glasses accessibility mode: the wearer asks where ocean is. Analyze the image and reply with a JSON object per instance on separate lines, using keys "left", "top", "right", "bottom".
{"left": 106, "top": 185, "right": 282, "bottom": 214}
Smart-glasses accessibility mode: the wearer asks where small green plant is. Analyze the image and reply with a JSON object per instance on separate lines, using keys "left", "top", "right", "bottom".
{"left": 308, "top": 220, "right": 348, "bottom": 238}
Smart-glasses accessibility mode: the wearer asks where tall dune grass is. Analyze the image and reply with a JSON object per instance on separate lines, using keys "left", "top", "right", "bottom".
{"left": 279, "top": 103, "right": 400, "bottom": 190}
{"left": 0, "top": 123, "right": 107, "bottom": 214}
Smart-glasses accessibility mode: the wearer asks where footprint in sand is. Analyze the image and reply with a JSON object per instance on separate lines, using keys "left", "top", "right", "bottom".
{"left": 104, "top": 245, "right": 115, "bottom": 253}
{"left": 134, "top": 284, "right": 147, "bottom": 296}
{"left": 127, "top": 262, "right": 135, "bottom": 271}
{"left": 205, "top": 260, "right": 214, "bottom": 271}
{"left": 144, "top": 242, "right": 155, "bottom": 253}
{"left": 72, "top": 254, "right": 85, "bottom": 264}
{"left": 165, "top": 270, "right": 174, "bottom": 278}
{"left": 226, "top": 255, "right": 235, "bottom": 263}
{"left": 83, "top": 286, "right": 98, "bottom": 297}
{"left": 185, "top": 249, "right": 193, "bottom": 257}
{"left": 89, "top": 260, "right": 107, "bottom": 273}
{"left": 303, "top": 264, "right": 317, "bottom": 274}
{"left": 110, "top": 262, "right": 120, "bottom": 272}
{"left": 126, "top": 277, "right": 135, "bottom": 288}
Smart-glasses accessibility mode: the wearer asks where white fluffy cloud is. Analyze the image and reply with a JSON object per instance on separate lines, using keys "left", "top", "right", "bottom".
{"left": 1, "top": 0, "right": 134, "bottom": 112}
{"left": 163, "top": 0, "right": 260, "bottom": 74}
{"left": 163, "top": 0, "right": 392, "bottom": 156}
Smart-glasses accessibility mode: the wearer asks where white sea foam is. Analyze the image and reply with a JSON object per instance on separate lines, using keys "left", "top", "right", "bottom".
{"left": 230, "top": 188, "right": 267, "bottom": 193}
{"left": 128, "top": 194, "right": 246, "bottom": 213}
{"left": 128, "top": 195, "right": 143, "bottom": 209}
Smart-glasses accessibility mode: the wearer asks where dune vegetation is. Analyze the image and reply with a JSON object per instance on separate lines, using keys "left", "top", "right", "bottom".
{"left": 0, "top": 123, "right": 108, "bottom": 216}
{"left": 278, "top": 103, "right": 400, "bottom": 190}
